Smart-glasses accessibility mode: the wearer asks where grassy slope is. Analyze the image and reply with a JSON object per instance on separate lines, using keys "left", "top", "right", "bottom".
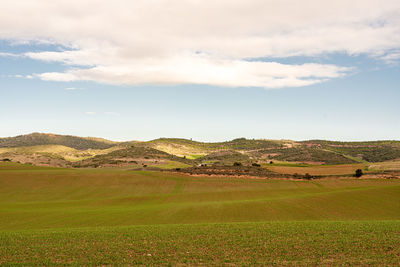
{"left": 1, "top": 163, "right": 400, "bottom": 265}
{"left": 264, "top": 163, "right": 367, "bottom": 175}
{"left": 1, "top": 165, "right": 399, "bottom": 229}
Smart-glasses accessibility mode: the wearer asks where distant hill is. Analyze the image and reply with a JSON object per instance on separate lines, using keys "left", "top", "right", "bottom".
{"left": 301, "top": 140, "right": 400, "bottom": 162}
{"left": 133, "top": 137, "right": 283, "bottom": 159}
{"left": 0, "top": 133, "right": 117, "bottom": 150}
{"left": 145, "top": 138, "right": 400, "bottom": 164}
{"left": 1, "top": 134, "right": 400, "bottom": 168}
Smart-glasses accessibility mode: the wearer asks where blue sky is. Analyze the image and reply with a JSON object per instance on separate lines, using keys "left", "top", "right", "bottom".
{"left": 1, "top": 1, "right": 399, "bottom": 141}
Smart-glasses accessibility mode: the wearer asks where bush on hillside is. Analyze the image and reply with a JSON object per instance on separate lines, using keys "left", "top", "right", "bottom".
{"left": 355, "top": 169, "right": 363, "bottom": 178}
{"left": 304, "top": 173, "right": 312, "bottom": 180}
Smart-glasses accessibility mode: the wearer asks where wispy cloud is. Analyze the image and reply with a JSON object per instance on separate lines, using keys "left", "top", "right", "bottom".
{"left": 85, "top": 111, "right": 96, "bottom": 115}
{"left": 381, "top": 51, "right": 400, "bottom": 64}
{"left": 0, "top": 74, "right": 34, "bottom": 79}
{"left": 1, "top": 0, "right": 400, "bottom": 88}
{"left": 0, "top": 52, "right": 20, "bottom": 58}
{"left": 35, "top": 59, "right": 352, "bottom": 89}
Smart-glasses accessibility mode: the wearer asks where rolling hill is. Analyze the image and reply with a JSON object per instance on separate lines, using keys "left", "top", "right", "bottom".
{"left": 0, "top": 132, "right": 117, "bottom": 150}
{"left": 1, "top": 133, "right": 400, "bottom": 173}
{"left": 73, "top": 146, "right": 193, "bottom": 168}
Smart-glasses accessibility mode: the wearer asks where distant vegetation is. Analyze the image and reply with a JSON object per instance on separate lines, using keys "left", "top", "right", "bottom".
{"left": 303, "top": 140, "right": 400, "bottom": 162}
{"left": 193, "top": 150, "right": 251, "bottom": 166}
{"left": 264, "top": 147, "right": 356, "bottom": 164}
{"left": 74, "top": 146, "right": 192, "bottom": 168}
{"left": 0, "top": 133, "right": 115, "bottom": 150}
{"left": 1, "top": 133, "right": 400, "bottom": 173}
{"left": 140, "top": 137, "right": 280, "bottom": 151}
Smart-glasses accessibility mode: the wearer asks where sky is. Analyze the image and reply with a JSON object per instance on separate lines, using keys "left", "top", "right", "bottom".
{"left": 0, "top": 0, "right": 399, "bottom": 142}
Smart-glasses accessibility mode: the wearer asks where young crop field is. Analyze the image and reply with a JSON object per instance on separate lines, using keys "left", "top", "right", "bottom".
{"left": 0, "top": 162, "right": 399, "bottom": 265}
{"left": 1, "top": 222, "right": 400, "bottom": 265}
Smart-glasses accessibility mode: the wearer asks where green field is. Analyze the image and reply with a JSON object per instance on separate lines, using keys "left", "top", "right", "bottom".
{"left": 1, "top": 162, "right": 400, "bottom": 265}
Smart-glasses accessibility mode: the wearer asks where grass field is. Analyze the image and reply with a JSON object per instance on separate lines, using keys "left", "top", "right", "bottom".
{"left": 2, "top": 222, "right": 399, "bottom": 265}
{"left": 1, "top": 162, "right": 400, "bottom": 265}
{"left": 150, "top": 160, "right": 191, "bottom": 169}
{"left": 368, "top": 160, "right": 400, "bottom": 171}
{"left": 264, "top": 163, "right": 367, "bottom": 175}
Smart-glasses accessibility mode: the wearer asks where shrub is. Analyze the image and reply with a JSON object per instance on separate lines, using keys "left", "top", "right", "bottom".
{"left": 252, "top": 163, "right": 261, "bottom": 167}
{"left": 304, "top": 173, "right": 312, "bottom": 180}
{"left": 355, "top": 169, "right": 363, "bottom": 177}
{"left": 233, "top": 162, "right": 242, "bottom": 166}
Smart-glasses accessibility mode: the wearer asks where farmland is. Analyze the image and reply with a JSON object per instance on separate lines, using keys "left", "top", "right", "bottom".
{"left": 264, "top": 163, "right": 367, "bottom": 175}
{"left": 0, "top": 162, "right": 400, "bottom": 265}
{"left": 2, "top": 222, "right": 400, "bottom": 265}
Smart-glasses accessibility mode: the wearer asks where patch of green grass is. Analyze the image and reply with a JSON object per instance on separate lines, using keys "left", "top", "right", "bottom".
{"left": 187, "top": 154, "right": 205, "bottom": 159}
{"left": 150, "top": 161, "right": 191, "bottom": 169}
{"left": 0, "top": 168, "right": 399, "bottom": 230}
{"left": 1, "top": 221, "right": 399, "bottom": 265}
{"left": 0, "top": 162, "right": 60, "bottom": 170}
{"left": 263, "top": 162, "right": 312, "bottom": 167}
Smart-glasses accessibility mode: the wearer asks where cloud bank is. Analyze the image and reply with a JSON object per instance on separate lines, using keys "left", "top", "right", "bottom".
{"left": 1, "top": 0, "right": 399, "bottom": 88}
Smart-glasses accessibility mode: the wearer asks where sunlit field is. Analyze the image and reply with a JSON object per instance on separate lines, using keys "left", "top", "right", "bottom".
{"left": 1, "top": 162, "right": 399, "bottom": 265}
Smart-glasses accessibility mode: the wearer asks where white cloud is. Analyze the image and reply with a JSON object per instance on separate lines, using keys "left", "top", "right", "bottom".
{"left": 1, "top": 0, "right": 400, "bottom": 88}
{"left": 85, "top": 111, "right": 96, "bottom": 115}
{"left": 35, "top": 56, "right": 351, "bottom": 88}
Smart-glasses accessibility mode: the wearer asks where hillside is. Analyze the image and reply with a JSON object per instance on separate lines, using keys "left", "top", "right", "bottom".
{"left": 74, "top": 146, "right": 192, "bottom": 168}
{"left": 0, "top": 133, "right": 117, "bottom": 150}
{"left": 302, "top": 140, "right": 400, "bottom": 162}
{"left": 1, "top": 134, "right": 400, "bottom": 172}
{"left": 140, "top": 138, "right": 400, "bottom": 164}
